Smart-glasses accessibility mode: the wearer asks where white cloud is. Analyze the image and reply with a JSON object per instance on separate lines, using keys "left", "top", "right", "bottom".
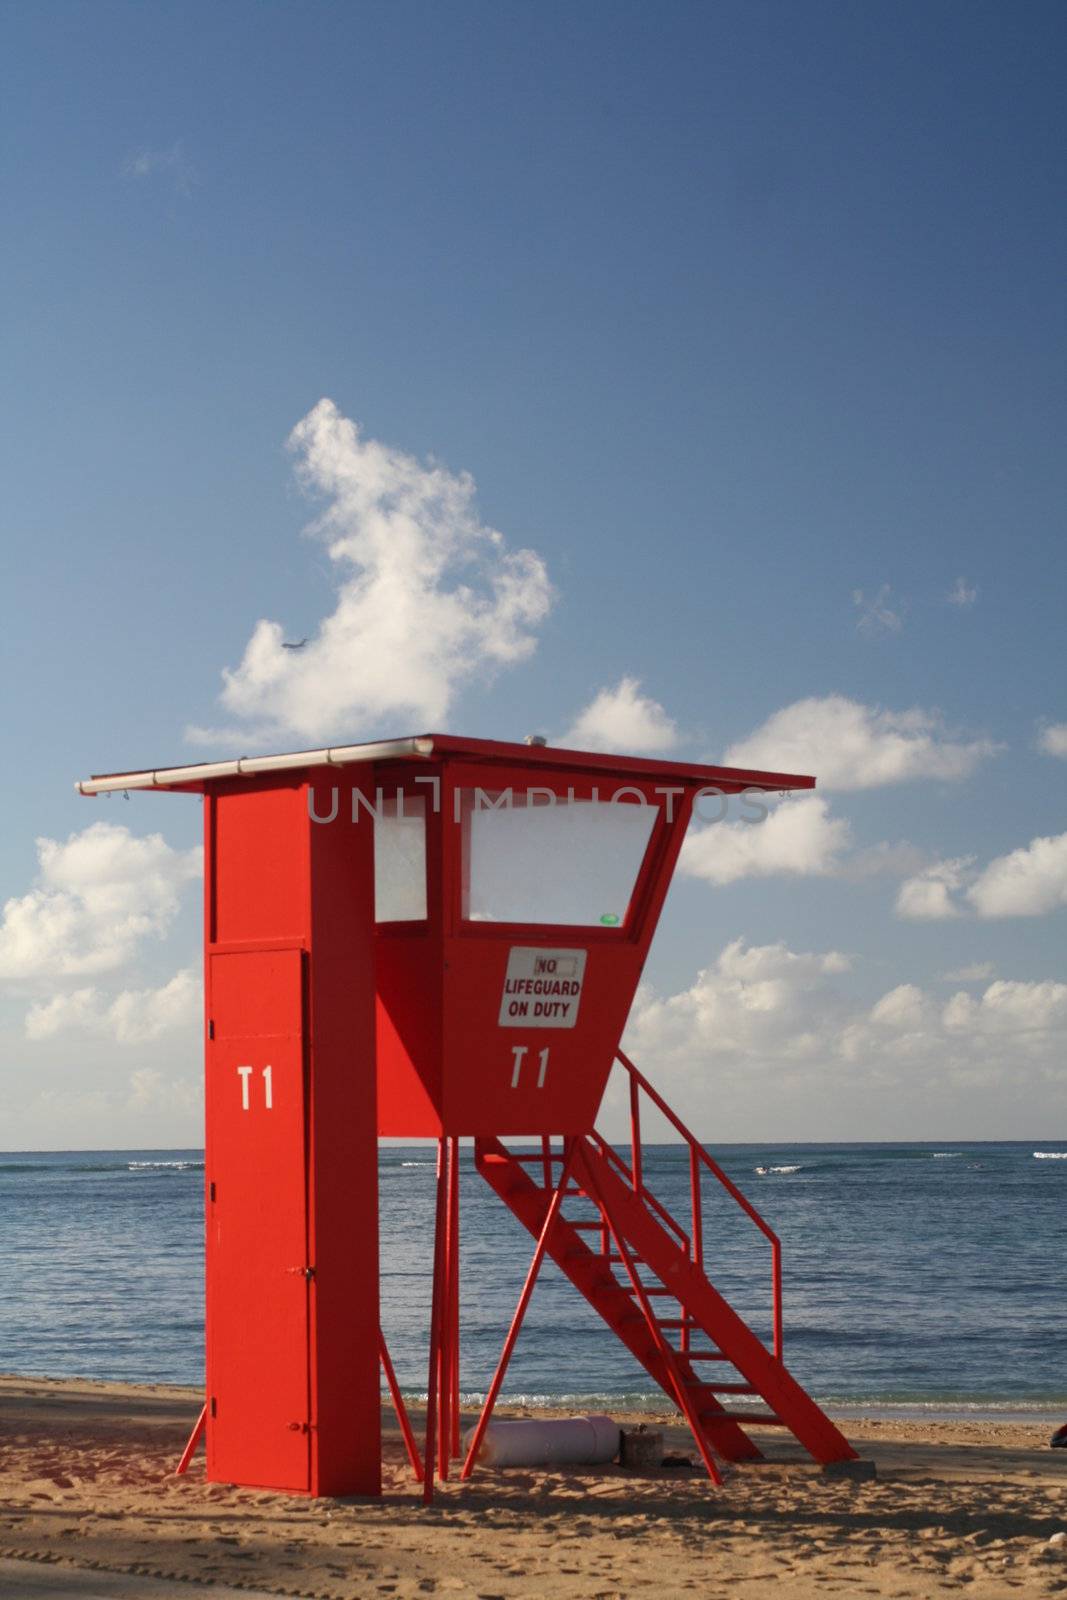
{"left": 0, "top": 823, "right": 201, "bottom": 983}
{"left": 941, "top": 979, "right": 1067, "bottom": 1038}
{"left": 680, "top": 795, "right": 850, "bottom": 885}
{"left": 723, "top": 695, "right": 997, "bottom": 791}
{"left": 1038, "top": 723, "right": 1067, "bottom": 759}
{"left": 869, "top": 983, "right": 936, "bottom": 1031}
{"left": 126, "top": 1064, "right": 201, "bottom": 1115}
{"left": 897, "top": 832, "right": 1067, "bottom": 921}
{"left": 852, "top": 584, "right": 904, "bottom": 637}
{"left": 122, "top": 140, "right": 196, "bottom": 195}
{"left": 562, "top": 677, "right": 679, "bottom": 754}
{"left": 895, "top": 858, "right": 972, "bottom": 920}
{"left": 626, "top": 939, "right": 852, "bottom": 1069}
{"left": 191, "top": 399, "right": 553, "bottom": 745}
{"left": 870, "top": 979, "right": 940, "bottom": 1030}
{"left": 25, "top": 969, "right": 200, "bottom": 1045}
{"left": 621, "top": 939, "right": 1067, "bottom": 1136}
{"left": 967, "top": 831, "right": 1067, "bottom": 918}
{"left": 24, "top": 988, "right": 101, "bottom": 1040}
{"left": 940, "top": 962, "right": 996, "bottom": 983}
{"left": 947, "top": 577, "right": 978, "bottom": 608}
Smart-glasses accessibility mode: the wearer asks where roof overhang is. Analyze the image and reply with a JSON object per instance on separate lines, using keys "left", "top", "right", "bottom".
{"left": 75, "top": 732, "right": 814, "bottom": 797}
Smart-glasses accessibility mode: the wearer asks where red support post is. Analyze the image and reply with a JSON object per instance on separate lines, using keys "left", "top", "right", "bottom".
{"left": 689, "top": 1145, "right": 703, "bottom": 1269}
{"left": 437, "top": 1137, "right": 457, "bottom": 1481}
{"left": 423, "top": 1137, "right": 449, "bottom": 1504}
{"left": 629, "top": 1074, "right": 642, "bottom": 1195}
{"left": 175, "top": 1404, "right": 207, "bottom": 1476}
{"left": 379, "top": 1330, "right": 423, "bottom": 1482}
{"left": 448, "top": 1136, "right": 461, "bottom": 1460}
{"left": 461, "top": 1137, "right": 579, "bottom": 1480}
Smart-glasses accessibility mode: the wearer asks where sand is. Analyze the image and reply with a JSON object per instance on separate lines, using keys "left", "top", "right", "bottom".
{"left": 1, "top": 1376, "right": 1066, "bottom": 1598}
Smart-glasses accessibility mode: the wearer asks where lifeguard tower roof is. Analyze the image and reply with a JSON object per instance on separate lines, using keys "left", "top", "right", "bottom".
{"left": 75, "top": 731, "right": 815, "bottom": 796}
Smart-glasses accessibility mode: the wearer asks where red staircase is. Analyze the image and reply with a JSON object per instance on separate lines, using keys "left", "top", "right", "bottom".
{"left": 468, "top": 1050, "right": 856, "bottom": 1481}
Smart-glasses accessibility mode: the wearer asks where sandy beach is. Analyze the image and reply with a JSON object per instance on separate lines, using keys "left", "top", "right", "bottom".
{"left": 1, "top": 1377, "right": 1066, "bottom": 1597}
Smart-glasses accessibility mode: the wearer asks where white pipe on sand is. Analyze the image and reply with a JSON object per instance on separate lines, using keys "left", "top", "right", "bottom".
{"left": 463, "top": 1414, "right": 620, "bottom": 1468}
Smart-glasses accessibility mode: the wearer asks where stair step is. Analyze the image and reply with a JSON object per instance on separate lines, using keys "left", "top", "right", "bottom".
{"left": 697, "top": 1383, "right": 758, "bottom": 1396}
{"left": 621, "top": 1285, "right": 678, "bottom": 1297}
{"left": 684, "top": 1351, "right": 732, "bottom": 1361}
{"left": 568, "top": 1219, "right": 608, "bottom": 1231}
{"left": 655, "top": 1318, "right": 698, "bottom": 1331}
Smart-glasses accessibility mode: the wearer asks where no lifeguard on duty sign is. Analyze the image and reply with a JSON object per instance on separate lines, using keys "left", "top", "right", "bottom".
{"left": 498, "top": 947, "right": 587, "bottom": 1028}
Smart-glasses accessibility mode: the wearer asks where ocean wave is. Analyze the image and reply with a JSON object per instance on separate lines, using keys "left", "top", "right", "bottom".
{"left": 0, "top": 1159, "right": 203, "bottom": 1175}
{"left": 754, "top": 1164, "right": 802, "bottom": 1175}
{"left": 1033, "top": 1151, "right": 1067, "bottom": 1160}
{"left": 931, "top": 1152, "right": 964, "bottom": 1158}
{"left": 811, "top": 1395, "right": 1067, "bottom": 1420}
{"left": 378, "top": 1388, "right": 1067, "bottom": 1420}
{"left": 128, "top": 1161, "right": 204, "bottom": 1172}
{"left": 383, "top": 1389, "right": 680, "bottom": 1413}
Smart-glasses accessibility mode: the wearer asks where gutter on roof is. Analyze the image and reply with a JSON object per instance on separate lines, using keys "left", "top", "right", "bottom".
{"left": 75, "top": 736, "right": 436, "bottom": 796}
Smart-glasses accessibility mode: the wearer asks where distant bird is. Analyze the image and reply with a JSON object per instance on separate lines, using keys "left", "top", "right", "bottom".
{"left": 281, "top": 638, "right": 308, "bottom": 650}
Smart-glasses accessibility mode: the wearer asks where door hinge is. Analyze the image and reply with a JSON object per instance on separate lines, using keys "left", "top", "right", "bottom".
{"left": 208, "top": 1019, "right": 214, "bottom": 1040}
{"left": 210, "top": 1397, "right": 217, "bottom": 1418}
{"left": 286, "top": 1265, "right": 315, "bottom": 1280}
{"left": 209, "top": 1181, "right": 216, "bottom": 1202}
{"left": 287, "top": 1419, "right": 316, "bottom": 1433}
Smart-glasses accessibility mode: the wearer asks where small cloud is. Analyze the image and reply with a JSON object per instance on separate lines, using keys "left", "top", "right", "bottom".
{"left": 897, "top": 831, "right": 1067, "bottom": 922}
{"left": 25, "top": 968, "right": 200, "bottom": 1044}
{"left": 562, "top": 677, "right": 679, "bottom": 754}
{"left": 870, "top": 983, "right": 934, "bottom": 1031}
{"left": 724, "top": 695, "right": 998, "bottom": 791}
{"left": 680, "top": 795, "right": 851, "bottom": 886}
{"left": 0, "top": 822, "right": 202, "bottom": 983}
{"left": 940, "top": 962, "right": 996, "bottom": 983}
{"left": 127, "top": 1064, "right": 201, "bottom": 1114}
{"left": 895, "top": 858, "right": 973, "bottom": 920}
{"left": 947, "top": 577, "right": 978, "bottom": 608}
{"left": 967, "top": 830, "right": 1067, "bottom": 919}
{"left": 122, "top": 140, "right": 196, "bottom": 196}
{"left": 852, "top": 584, "right": 904, "bottom": 638}
{"left": 1038, "top": 722, "right": 1067, "bottom": 759}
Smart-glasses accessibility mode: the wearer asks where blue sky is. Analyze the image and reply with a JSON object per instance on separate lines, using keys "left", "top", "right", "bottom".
{"left": 2, "top": 0, "right": 1065, "bottom": 1147}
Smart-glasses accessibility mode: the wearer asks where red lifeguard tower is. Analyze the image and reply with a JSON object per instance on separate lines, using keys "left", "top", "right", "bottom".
{"left": 76, "top": 733, "right": 856, "bottom": 1498}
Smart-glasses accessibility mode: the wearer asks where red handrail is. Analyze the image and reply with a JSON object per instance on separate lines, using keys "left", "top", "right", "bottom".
{"left": 589, "top": 1129, "right": 691, "bottom": 1254}
{"left": 612, "top": 1049, "right": 783, "bottom": 1360}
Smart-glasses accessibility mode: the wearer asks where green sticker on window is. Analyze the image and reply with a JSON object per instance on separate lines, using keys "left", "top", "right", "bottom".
{"left": 600, "top": 912, "right": 620, "bottom": 926}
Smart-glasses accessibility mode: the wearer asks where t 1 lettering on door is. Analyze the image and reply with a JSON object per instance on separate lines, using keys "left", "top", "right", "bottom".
{"left": 236, "top": 1065, "right": 274, "bottom": 1111}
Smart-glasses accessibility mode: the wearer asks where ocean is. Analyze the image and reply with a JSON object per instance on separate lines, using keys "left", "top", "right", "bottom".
{"left": 1, "top": 1142, "right": 1065, "bottom": 1423}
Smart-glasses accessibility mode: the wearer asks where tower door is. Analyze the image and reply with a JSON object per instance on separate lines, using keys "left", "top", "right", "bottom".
{"left": 206, "top": 948, "right": 310, "bottom": 1491}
